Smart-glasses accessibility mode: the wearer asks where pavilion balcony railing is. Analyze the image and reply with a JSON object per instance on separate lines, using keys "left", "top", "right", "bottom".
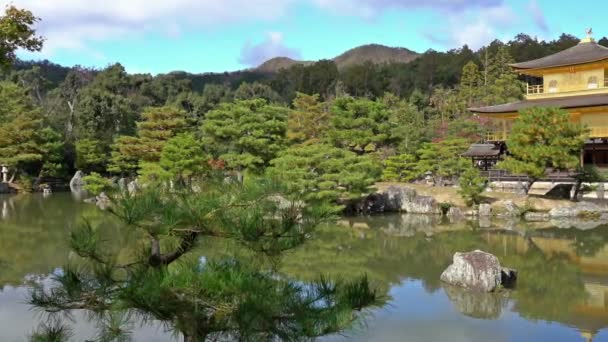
{"left": 485, "top": 131, "right": 508, "bottom": 142}
{"left": 590, "top": 127, "right": 608, "bottom": 138}
{"left": 526, "top": 78, "right": 608, "bottom": 95}
{"left": 479, "top": 169, "right": 577, "bottom": 182}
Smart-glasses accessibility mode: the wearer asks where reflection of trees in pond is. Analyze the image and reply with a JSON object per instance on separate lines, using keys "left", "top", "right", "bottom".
{"left": 0, "top": 194, "right": 125, "bottom": 289}
{"left": 281, "top": 222, "right": 590, "bottom": 326}
{"left": 1, "top": 194, "right": 601, "bottom": 334}
{"left": 507, "top": 251, "right": 586, "bottom": 322}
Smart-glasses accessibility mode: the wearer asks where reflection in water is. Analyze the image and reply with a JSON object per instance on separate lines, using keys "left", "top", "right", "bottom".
{"left": 442, "top": 284, "right": 508, "bottom": 319}
{"left": 1, "top": 195, "right": 608, "bottom": 341}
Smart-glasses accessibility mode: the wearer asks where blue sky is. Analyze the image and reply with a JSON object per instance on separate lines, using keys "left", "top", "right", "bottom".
{"left": 5, "top": 0, "right": 608, "bottom": 74}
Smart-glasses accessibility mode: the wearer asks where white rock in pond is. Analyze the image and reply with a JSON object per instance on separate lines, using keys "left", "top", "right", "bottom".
{"left": 69, "top": 170, "right": 86, "bottom": 188}
{"left": 440, "top": 250, "right": 516, "bottom": 292}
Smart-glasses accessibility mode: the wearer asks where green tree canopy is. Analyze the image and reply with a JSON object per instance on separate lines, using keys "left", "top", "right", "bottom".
{"left": 269, "top": 143, "right": 382, "bottom": 204}
{"left": 0, "top": 6, "right": 44, "bottom": 68}
{"left": 108, "top": 106, "right": 188, "bottom": 175}
{"left": 201, "top": 99, "right": 288, "bottom": 174}
{"left": 326, "top": 97, "right": 394, "bottom": 154}
{"left": 287, "top": 93, "right": 330, "bottom": 144}
{"left": 498, "top": 107, "right": 587, "bottom": 193}
{"left": 157, "top": 133, "right": 210, "bottom": 184}
{"left": 0, "top": 82, "right": 64, "bottom": 181}
{"left": 416, "top": 138, "right": 470, "bottom": 186}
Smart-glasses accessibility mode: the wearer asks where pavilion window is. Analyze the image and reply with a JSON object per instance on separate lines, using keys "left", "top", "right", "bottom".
{"left": 548, "top": 80, "right": 558, "bottom": 93}
{"left": 587, "top": 76, "right": 598, "bottom": 89}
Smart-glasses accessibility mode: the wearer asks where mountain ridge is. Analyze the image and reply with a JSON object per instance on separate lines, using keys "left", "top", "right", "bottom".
{"left": 255, "top": 44, "right": 420, "bottom": 73}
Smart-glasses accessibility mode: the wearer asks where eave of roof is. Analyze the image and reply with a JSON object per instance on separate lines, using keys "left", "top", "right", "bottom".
{"left": 469, "top": 93, "right": 608, "bottom": 114}
{"left": 509, "top": 41, "right": 608, "bottom": 71}
{"left": 462, "top": 144, "right": 501, "bottom": 157}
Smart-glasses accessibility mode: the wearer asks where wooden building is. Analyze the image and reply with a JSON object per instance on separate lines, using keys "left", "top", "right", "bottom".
{"left": 470, "top": 30, "right": 608, "bottom": 169}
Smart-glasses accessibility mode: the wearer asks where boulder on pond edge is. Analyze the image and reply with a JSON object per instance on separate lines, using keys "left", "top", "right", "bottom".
{"left": 69, "top": 170, "right": 86, "bottom": 189}
{"left": 351, "top": 185, "right": 442, "bottom": 215}
{"left": 440, "top": 250, "right": 517, "bottom": 292}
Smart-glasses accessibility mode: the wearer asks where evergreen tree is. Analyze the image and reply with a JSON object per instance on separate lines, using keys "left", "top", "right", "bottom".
{"left": 416, "top": 138, "right": 470, "bottom": 186}
{"left": 158, "top": 133, "right": 210, "bottom": 184}
{"left": 269, "top": 143, "right": 381, "bottom": 205}
{"left": 458, "top": 166, "right": 487, "bottom": 206}
{"left": 458, "top": 61, "right": 481, "bottom": 107}
{"left": 74, "top": 138, "right": 107, "bottom": 172}
{"left": 382, "top": 154, "right": 419, "bottom": 182}
{"left": 498, "top": 107, "right": 587, "bottom": 193}
{"left": 201, "top": 99, "right": 288, "bottom": 175}
{"left": 108, "top": 106, "right": 188, "bottom": 175}
{"left": 326, "top": 97, "right": 393, "bottom": 154}
{"left": 383, "top": 94, "right": 429, "bottom": 154}
{"left": 287, "top": 93, "right": 330, "bottom": 144}
{"left": 0, "top": 82, "right": 64, "bottom": 182}
{"left": 30, "top": 180, "right": 380, "bottom": 341}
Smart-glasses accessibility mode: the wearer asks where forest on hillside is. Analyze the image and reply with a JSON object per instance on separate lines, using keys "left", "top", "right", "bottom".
{"left": 1, "top": 29, "right": 604, "bottom": 189}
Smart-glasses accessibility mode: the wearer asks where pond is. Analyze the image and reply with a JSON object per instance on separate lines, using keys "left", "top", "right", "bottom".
{"left": 1, "top": 193, "right": 608, "bottom": 342}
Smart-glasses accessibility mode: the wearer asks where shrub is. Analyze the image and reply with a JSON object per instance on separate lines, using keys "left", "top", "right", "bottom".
{"left": 458, "top": 167, "right": 487, "bottom": 206}
{"left": 83, "top": 172, "right": 112, "bottom": 195}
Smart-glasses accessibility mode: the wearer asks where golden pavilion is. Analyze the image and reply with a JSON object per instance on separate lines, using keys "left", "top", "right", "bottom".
{"left": 470, "top": 30, "right": 608, "bottom": 169}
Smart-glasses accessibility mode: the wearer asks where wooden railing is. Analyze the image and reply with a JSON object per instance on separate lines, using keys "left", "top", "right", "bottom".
{"left": 526, "top": 78, "right": 608, "bottom": 95}
{"left": 527, "top": 84, "right": 544, "bottom": 94}
{"left": 480, "top": 169, "right": 576, "bottom": 182}
{"left": 485, "top": 131, "right": 507, "bottom": 142}
{"left": 590, "top": 127, "right": 608, "bottom": 138}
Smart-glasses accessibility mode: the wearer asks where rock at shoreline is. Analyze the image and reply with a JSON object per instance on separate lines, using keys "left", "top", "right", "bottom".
{"left": 478, "top": 203, "right": 491, "bottom": 217}
{"left": 380, "top": 185, "right": 442, "bottom": 214}
{"left": 69, "top": 171, "right": 86, "bottom": 189}
{"left": 440, "top": 250, "right": 517, "bottom": 292}
{"left": 524, "top": 211, "right": 550, "bottom": 222}
{"left": 549, "top": 201, "right": 607, "bottom": 218}
{"left": 491, "top": 200, "right": 521, "bottom": 217}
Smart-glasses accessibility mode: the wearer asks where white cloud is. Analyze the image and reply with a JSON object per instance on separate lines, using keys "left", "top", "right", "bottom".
{"left": 312, "top": 0, "right": 503, "bottom": 17}
{"left": 1, "top": 0, "right": 297, "bottom": 55}
{"left": 528, "top": 0, "right": 549, "bottom": 33}
{"left": 239, "top": 32, "right": 301, "bottom": 67}
{"left": 424, "top": 4, "right": 516, "bottom": 49}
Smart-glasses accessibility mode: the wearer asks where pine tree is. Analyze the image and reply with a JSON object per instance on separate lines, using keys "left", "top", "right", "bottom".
{"left": 458, "top": 61, "right": 482, "bottom": 107}
{"left": 326, "top": 97, "right": 393, "bottom": 153}
{"left": 201, "top": 99, "right": 288, "bottom": 175}
{"left": 458, "top": 166, "right": 487, "bottom": 206}
{"left": 29, "top": 180, "right": 380, "bottom": 341}
{"left": 287, "top": 93, "right": 330, "bottom": 144}
{"left": 269, "top": 143, "right": 382, "bottom": 204}
{"left": 108, "top": 106, "right": 187, "bottom": 175}
{"left": 416, "top": 138, "right": 470, "bottom": 186}
{"left": 382, "top": 154, "right": 419, "bottom": 182}
{"left": 157, "top": 133, "right": 210, "bottom": 184}
{"left": 498, "top": 107, "right": 587, "bottom": 193}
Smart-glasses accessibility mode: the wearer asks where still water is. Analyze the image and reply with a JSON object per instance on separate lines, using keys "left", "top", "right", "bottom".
{"left": 1, "top": 193, "right": 608, "bottom": 342}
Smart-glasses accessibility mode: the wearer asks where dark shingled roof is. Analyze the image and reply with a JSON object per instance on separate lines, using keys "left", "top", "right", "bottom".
{"left": 510, "top": 41, "right": 608, "bottom": 70}
{"left": 469, "top": 93, "right": 608, "bottom": 114}
{"left": 462, "top": 144, "right": 501, "bottom": 157}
